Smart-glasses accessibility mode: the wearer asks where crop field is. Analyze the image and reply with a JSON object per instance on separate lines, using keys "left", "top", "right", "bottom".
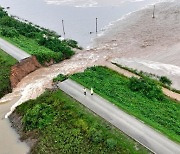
{"left": 0, "top": 49, "right": 17, "bottom": 98}
{"left": 16, "top": 90, "right": 149, "bottom": 154}
{"left": 71, "top": 66, "right": 180, "bottom": 143}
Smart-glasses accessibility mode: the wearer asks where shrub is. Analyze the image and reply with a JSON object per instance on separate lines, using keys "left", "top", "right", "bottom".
{"left": 106, "top": 138, "right": 117, "bottom": 149}
{"left": 0, "top": 8, "right": 7, "bottom": 18}
{"left": 63, "top": 39, "right": 82, "bottom": 50}
{"left": 0, "top": 50, "right": 17, "bottom": 98}
{"left": 38, "top": 37, "right": 74, "bottom": 59}
{"left": 22, "top": 103, "right": 55, "bottom": 130}
{"left": 129, "top": 77, "right": 164, "bottom": 100}
{"left": 53, "top": 74, "right": 67, "bottom": 82}
{"left": 159, "top": 76, "right": 172, "bottom": 86}
{"left": 1, "top": 27, "right": 19, "bottom": 37}
{"left": 89, "top": 128, "right": 104, "bottom": 143}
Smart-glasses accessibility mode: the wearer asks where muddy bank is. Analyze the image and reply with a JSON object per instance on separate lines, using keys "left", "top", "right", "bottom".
{"left": 9, "top": 112, "right": 38, "bottom": 150}
{"left": 0, "top": 48, "right": 104, "bottom": 154}
{"left": 1, "top": 1, "right": 180, "bottom": 153}
{"left": 10, "top": 56, "right": 41, "bottom": 88}
{"left": 93, "top": 1, "right": 180, "bottom": 89}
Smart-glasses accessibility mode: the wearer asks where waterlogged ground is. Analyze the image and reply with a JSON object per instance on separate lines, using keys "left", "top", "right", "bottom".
{"left": 0, "top": 0, "right": 164, "bottom": 47}
{"left": 0, "top": 49, "right": 109, "bottom": 154}
{"left": 0, "top": 0, "right": 180, "bottom": 153}
{"left": 94, "top": 1, "right": 180, "bottom": 90}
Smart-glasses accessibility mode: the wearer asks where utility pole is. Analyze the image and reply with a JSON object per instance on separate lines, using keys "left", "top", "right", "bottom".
{"left": 96, "top": 18, "right": 98, "bottom": 33}
{"left": 62, "top": 19, "right": 65, "bottom": 37}
{"left": 152, "top": 5, "right": 155, "bottom": 18}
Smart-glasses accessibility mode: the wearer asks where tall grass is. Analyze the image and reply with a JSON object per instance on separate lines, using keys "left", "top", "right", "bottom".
{"left": 16, "top": 90, "right": 149, "bottom": 154}
{"left": 71, "top": 66, "right": 180, "bottom": 143}
{"left": 0, "top": 49, "right": 17, "bottom": 98}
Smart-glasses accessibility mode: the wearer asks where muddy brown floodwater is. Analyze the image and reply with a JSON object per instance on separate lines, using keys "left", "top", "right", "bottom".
{"left": 0, "top": 49, "right": 110, "bottom": 154}
{"left": 1, "top": 1, "right": 180, "bottom": 153}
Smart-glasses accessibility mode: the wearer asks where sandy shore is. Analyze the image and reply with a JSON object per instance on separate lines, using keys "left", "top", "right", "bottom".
{"left": 93, "top": 0, "right": 180, "bottom": 89}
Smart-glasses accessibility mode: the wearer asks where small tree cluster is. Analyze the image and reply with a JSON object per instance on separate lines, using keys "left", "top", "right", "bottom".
{"left": 159, "top": 76, "right": 172, "bottom": 86}
{"left": 129, "top": 77, "right": 164, "bottom": 100}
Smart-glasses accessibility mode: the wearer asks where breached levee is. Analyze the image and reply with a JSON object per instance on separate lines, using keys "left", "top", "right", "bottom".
{"left": 10, "top": 56, "right": 41, "bottom": 88}
{"left": 1, "top": 0, "right": 180, "bottom": 153}
{"left": 0, "top": 49, "right": 102, "bottom": 154}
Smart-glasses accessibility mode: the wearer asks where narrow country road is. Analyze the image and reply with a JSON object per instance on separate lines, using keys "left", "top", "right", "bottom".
{"left": 0, "top": 38, "right": 30, "bottom": 61}
{"left": 58, "top": 79, "right": 180, "bottom": 154}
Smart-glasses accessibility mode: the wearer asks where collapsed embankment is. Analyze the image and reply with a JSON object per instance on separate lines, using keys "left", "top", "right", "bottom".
{"left": 10, "top": 56, "right": 41, "bottom": 89}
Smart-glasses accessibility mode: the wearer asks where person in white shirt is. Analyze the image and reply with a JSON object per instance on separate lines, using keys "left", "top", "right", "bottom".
{"left": 91, "top": 87, "right": 94, "bottom": 96}
{"left": 84, "top": 88, "right": 86, "bottom": 95}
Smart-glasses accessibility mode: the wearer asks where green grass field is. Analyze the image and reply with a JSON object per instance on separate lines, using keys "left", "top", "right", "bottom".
{"left": 16, "top": 90, "right": 149, "bottom": 154}
{"left": 71, "top": 66, "right": 180, "bottom": 143}
{"left": 0, "top": 49, "right": 17, "bottom": 98}
{"left": 3, "top": 36, "right": 63, "bottom": 64}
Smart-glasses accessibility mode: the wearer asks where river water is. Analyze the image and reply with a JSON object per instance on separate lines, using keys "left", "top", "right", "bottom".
{"left": 0, "top": 0, "right": 164, "bottom": 48}
{"left": 0, "top": 0, "right": 176, "bottom": 153}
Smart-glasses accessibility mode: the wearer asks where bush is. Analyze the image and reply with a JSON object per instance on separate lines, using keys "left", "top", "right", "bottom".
{"left": 159, "top": 76, "right": 172, "bottom": 86}
{"left": 1, "top": 27, "right": 19, "bottom": 37}
{"left": 53, "top": 74, "right": 67, "bottom": 82}
{"left": 0, "top": 8, "right": 7, "bottom": 18}
{"left": 129, "top": 77, "right": 164, "bottom": 100}
{"left": 63, "top": 39, "right": 82, "bottom": 50}
{"left": 38, "top": 37, "right": 74, "bottom": 59}
{"left": 0, "top": 50, "right": 17, "bottom": 98}
{"left": 106, "top": 138, "right": 117, "bottom": 149}
{"left": 22, "top": 103, "right": 55, "bottom": 130}
{"left": 34, "top": 50, "right": 63, "bottom": 64}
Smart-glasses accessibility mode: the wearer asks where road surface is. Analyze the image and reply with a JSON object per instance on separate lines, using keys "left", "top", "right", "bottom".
{"left": 0, "top": 38, "right": 31, "bottom": 61}
{"left": 58, "top": 79, "right": 180, "bottom": 154}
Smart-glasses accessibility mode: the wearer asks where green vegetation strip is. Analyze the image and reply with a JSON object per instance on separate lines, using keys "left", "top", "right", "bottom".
{"left": 53, "top": 74, "right": 68, "bottom": 82}
{"left": 71, "top": 66, "right": 180, "bottom": 143}
{"left": 16, "top": 90, "right": 149, "bottom": 154}
{"left": 0, "top": 49, "right": 17, "bottom": 98}
{"left": 113, "top": 63, "right": 180, "bottom": 94}
{"left": 0, "top": 7, "right": 81, "bottom": 64}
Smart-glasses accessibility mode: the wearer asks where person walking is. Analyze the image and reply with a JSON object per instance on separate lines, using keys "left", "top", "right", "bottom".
{"left": 84, "top": 88, "right": 86, "bottom": 95}
{"left": 91, "top": 87, "right": 94, "bottom": 96}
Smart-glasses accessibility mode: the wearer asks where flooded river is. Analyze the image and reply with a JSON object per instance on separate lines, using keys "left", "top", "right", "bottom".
{"left": 0, "top": 49, "right": 109, "bottom": 154}
{"left": 0, "top": 0, "right": 178, "bottom": 153}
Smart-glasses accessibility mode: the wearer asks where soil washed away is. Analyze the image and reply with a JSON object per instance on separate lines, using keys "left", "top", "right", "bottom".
{"left": 0, "top": 0, "right": 180, "bottom": 153}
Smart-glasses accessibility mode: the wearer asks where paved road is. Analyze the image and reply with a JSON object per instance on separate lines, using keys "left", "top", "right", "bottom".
{"left": 58, "top": 79, "right": 180, "bottom": 154}
{"left": 0, "top": 38, "right": 31, "bottom": 61}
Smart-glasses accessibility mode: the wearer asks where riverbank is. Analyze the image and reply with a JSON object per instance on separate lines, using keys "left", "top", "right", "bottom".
{"left": 0, "top": 7, "right": 77, "bottom": 64}
{"left": 1, "top": 1, "right": 180, "bottom": 153}
{"left": 71, "top": 66, "right": 180, "bottom": 143}
{"left": 0, "top": 49, "right": 17, "bottom": 98}
{"left": 9, "top": 89, "right": 150, "bottom": 153}
{"left": 0, "top": 0, "right": 163, "bottom": 48}
{"left": 93, "top": 0, "right": 180, "bottom": 90}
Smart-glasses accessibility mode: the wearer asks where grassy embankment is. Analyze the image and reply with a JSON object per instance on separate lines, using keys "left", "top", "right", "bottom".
{"left": 71, "top": 66, "right": 180, "bottom": 143}
{"left": 113, "top": 63, "right": 180, "bottom": 94}
{"left": 0, "top": 49, "right": 17, "bottom": 98}
{"left": 15, "top": 90, "right": 149, "bottom": 154}
{"left": 0, "top": 7, "right": 81, "bottom": 64}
